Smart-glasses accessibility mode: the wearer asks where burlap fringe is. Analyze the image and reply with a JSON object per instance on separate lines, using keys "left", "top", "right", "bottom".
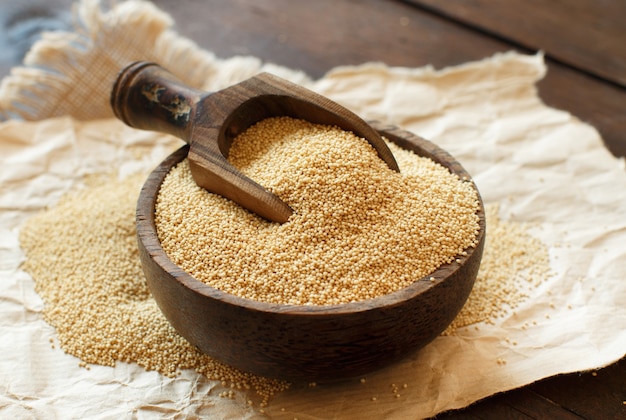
{"left": 0, "top": 0, "right": 244, "bottom": 122}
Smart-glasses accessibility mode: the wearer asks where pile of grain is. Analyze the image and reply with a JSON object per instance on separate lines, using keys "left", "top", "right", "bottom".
{"left": 156, "top": 117, "right": 481, "bottom": 305}
{"left": 444, "top": 203, "right": 552, "bottom": 334}
{"left": 19, "top": 174, "right": 288, "bottom": 408}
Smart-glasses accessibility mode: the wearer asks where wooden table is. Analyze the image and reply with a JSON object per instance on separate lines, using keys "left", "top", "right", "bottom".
{"left": 3, "top": 0, "right": 625, "bottom": 418}
{"left": 150, "top": 1, "right": 626, "bottom": 418}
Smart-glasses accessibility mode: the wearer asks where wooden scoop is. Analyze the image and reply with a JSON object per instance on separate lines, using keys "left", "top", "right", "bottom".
{"left": 110, "top": 61, "right": 399, "bottom": 223}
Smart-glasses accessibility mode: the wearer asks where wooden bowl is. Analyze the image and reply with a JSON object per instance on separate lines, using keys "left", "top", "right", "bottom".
{"left": 136, "top": 121, "right": 485, "bottom": 382}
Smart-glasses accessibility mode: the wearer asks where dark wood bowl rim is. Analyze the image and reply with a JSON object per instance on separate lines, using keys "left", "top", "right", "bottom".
{"left": 137, "top": 121, "right": 485, "bottom": 317}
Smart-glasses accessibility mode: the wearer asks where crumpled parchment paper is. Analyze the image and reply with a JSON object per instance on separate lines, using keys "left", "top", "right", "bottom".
{"left": 1, "top": 1, "right": 625, "bottom": 418}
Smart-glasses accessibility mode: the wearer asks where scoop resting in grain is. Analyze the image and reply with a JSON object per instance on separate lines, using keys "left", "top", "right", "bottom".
{"left": 155, "top": 117, "right": 481, "bottom": 306}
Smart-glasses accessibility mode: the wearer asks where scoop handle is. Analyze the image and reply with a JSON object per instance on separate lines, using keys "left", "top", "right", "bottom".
{"left": 110, "top": 61, "right": 203, "bottom": 142}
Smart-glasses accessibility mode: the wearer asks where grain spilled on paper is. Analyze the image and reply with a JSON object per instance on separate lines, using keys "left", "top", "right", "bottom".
{"left": 19, "top": 173, "right": 288, "bottom": 408}
{"left": 443, "top": 203, "right": 553, "bottom": 335}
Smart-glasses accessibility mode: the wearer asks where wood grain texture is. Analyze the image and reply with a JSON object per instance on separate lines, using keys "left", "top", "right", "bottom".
{"left": 529, "top": 357, "right": 626, "bottom": 419}
{"left": 152, "top": 0, "right": 511, "bottom": 78}
{"left": 136, "top": 122, "right": 486, "bottom": 381}
{"left": 150, "top": 0, "right": 626, "bottom": 161}
{"left": 407, "top": 0, "right": 626, "bottom": 88}
{"left": 438, "top": 388, "right": 585, "bottom": 419}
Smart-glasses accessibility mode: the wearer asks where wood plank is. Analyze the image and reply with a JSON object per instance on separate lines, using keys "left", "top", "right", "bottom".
{"left": 151, "top": 0, "right": 626, "bottom": 158}
{"left": 529, "top": 357, "right": 626, "bottom": 419}
{"left": 152, "top": 0, "right": 512, "bottom": 78}
{"left": 407, "top": 0, "right": 626, "bottom": 88}
{"left": 435, "top": 388, "right": 584, "bottom": 419}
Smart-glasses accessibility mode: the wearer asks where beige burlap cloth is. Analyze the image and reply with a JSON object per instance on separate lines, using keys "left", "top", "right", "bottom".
{"left": 1, "top": 1, "right": 625, "bottom": 418}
